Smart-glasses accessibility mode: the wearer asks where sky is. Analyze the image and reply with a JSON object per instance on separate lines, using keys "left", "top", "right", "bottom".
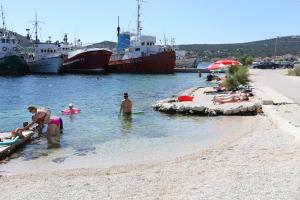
{"left": 1, "top": 0, "right": 300, "bottom": 45}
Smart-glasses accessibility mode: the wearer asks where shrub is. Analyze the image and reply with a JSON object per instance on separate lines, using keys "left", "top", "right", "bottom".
{"left": 287, "top": 65, "right": 300, "bottom": 76}
{"left": 222, "top": 65, "right": 250, "bottom": 90}
{"left": 238, "top": 55, "right": 254, "bottom": 66}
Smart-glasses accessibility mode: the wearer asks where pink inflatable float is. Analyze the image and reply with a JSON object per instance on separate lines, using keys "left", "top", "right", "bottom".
{"left": 62, "top": 103, "right": 80, "bottom": 115}
{"left": 62, "top": 108, "right": 80, "bottom": 115}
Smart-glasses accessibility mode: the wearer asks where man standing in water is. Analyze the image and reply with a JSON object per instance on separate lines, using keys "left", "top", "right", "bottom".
{"left": 120, "top": 92, "right": 132, "bottom": 115}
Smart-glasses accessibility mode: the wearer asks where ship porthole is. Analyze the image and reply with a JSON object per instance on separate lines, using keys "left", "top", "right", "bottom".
{"left": 13, "top": 47, "right": 18, "bottom": 51}
{"left": 2, "top": 47, "right": 8, "bottom": 51}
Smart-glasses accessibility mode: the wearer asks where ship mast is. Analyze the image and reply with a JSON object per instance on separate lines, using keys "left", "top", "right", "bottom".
{"left": 117, "top": 16, "right": 120, "bottom": 36}
{"left": 29, "top": 12, "right": 43, "bottom": 44}
{"left": 136, "top": 0, "right": 143, "bottom": 42}
{"left": 1, "top": 5, "right": 7, "bottom": 35}
{"left": 34, "top": 13, "right": 38, "bottom": 43}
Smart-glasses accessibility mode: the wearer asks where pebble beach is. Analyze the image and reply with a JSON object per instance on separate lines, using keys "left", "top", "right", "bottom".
{"left": 1, "top": 70, "right": 300, "bottom": 200}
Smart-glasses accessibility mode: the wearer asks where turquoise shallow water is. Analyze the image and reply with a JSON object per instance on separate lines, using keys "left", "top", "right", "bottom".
{"left": 0, "top": 74, "right": 242, "bottom": 173}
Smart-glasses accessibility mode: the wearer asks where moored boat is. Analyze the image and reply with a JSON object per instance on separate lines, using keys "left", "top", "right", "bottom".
{"left": 108, "top": 50, "right": 175, "bottom": 74}
{"left": 106, "top": 0, "right": 175, "bottom": 74}
{"left": 0, "top": 55, "right": 28, "bottom": 75}
{"left": 175, "top": 50, "right": 197, "bottom": 68}
{"left": 0, "top": 6, "right": 28, "bottom": 75}
{"left": 26, "top": 14, "right": 63, "bottom": 74}
{"left": 27, "top": 42, "right": 63, "bottom": 74}
{"left": 61, "top": 48, "right": 112, "bottom": 73}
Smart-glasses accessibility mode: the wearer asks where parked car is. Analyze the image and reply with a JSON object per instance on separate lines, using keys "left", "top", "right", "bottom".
{"left": 252, "top": 62, "right": 280, "bottom": 69}
{"left": 293, "top": 61, "right": 300, "bottom": 65}
{"left": 279, "top": 61, "right": 294, "bottom": 69}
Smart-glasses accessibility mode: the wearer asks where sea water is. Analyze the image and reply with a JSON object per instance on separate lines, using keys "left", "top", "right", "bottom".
{"left": 0, "top": 74, "right": 245, "bottom": 173}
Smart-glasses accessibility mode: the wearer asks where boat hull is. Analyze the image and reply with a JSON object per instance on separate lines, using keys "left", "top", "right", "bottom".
{"left": 28, "top": 57, "right": 63, "bottom": 74}
{"left": 61, "top": 49, "right": 112, "bottom": 73}
{"left": 107, "top": 51, "right": 176, "bottom": 74}
{"left": 176, "top": 57, "right": 197, "bottom": 68}
{"left": 0, "top": 55, "right": 28, "bottom": 76}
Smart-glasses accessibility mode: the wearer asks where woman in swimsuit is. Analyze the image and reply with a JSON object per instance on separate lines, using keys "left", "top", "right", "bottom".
{"left": 22, "top": 105, "right": 61, "bottom": 147}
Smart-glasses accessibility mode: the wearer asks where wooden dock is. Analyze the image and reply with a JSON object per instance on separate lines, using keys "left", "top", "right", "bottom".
{"left": 0, "top": 130, "right": 35, "bottom": 160}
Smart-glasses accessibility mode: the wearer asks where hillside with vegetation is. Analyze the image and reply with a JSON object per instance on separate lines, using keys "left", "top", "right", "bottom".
{"left": 179, "top": 36, "right": 300, "bottom": 60}
{"left": 87, "top": 41, "right": 116, "bottom": 49}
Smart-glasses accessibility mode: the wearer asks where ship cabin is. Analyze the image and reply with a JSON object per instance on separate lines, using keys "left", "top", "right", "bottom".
{"left": 33, "top": 42, "right": 60, "bottom": 60}
{"left": 0, "top": 34, "right": 19, "bottom": 58}
{"left": 123, "top": 35, "right": 161, "bottom": 59}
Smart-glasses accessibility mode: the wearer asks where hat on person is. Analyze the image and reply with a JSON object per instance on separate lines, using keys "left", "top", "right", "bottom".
{"left": 69, "top": 103, "right": 74, "bottom": 107}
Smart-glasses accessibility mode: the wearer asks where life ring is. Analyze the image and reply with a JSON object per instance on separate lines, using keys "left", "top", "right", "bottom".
{"left": 2, "top": 47, "right": 8, "bottom": 51}
{"left": 13, "top": 47, "right": 18, "bottom": 51}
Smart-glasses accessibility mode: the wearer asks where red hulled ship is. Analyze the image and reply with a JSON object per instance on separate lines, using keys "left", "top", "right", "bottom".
{"left": 108, "top": 50, "right": 175, "bottom": 74}
{"left": 106, "top": 0, "right": 175, "bottom": 74}
{"left": 61, "top": 48, "right": 112, "bottom": 73}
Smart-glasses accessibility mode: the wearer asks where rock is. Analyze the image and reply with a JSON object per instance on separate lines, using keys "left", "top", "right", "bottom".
{"left": 177, "top": 105, "right": 186, "bottom": 113}
{"left": 232, "top": 106, "right": 243, "bottom": 114}
{"left": 205, "top": 108, "right": 217, "bottom": 116}
{"left": 247, "top": 105, "right": 256, "bottom": 112}
{"left": 240, "top": 106, "right": 248, "bottom": 112}
{"left": 159, "top": 103, "right": 176, "bottom": 112}
{"left": 223, "top": 109, "right": 233, "bottom": 115}
{"left": 152, "top": 103, "right": 162, "bottom": 109}
{"left": 254, "top": 102, "right": 262, "bottom": 110}
{"left": 192, "top": 105, "right": 205, "bottom": 112}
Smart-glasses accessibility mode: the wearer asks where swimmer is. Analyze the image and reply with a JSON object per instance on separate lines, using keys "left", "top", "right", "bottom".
{"left": 120, "top": 92, "right": 132, "bottom": 116}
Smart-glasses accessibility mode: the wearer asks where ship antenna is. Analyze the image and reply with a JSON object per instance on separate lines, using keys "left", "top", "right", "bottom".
{"left": 136, "top": 0, "right": 144, "bottom": 42}
{"left": 29, "top": 12, "right": 44, "bottom": 44}
{"left": 34, "top": 13, "right": 38, "bottom": 42}
{"left": 117, "top": 16, "right": 120, "bottom": 36}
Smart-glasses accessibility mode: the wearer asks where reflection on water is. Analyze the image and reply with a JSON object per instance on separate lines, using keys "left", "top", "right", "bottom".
{"left": 120, "top": 114, "right": 133, "bottom": 134}
{"left": 0, "top": 73, "right": 248, "bottom": 173}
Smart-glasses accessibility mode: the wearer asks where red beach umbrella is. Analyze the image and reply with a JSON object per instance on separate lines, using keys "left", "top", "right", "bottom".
{"left": 215, "top": 59, "right": 241, "bottom": 66}
{"left": 207, "top": 63, "right": 227, "bottom": 71}
{"left": 207, "top": 59, "right": 241, "bottom": 71}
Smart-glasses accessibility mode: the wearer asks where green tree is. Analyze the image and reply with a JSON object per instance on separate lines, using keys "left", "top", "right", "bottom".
{"left": 222, "top": 65, "right": 250, "bottom": 90}
{"left": 238, "top": 55, "right": 254, "bottom": 66}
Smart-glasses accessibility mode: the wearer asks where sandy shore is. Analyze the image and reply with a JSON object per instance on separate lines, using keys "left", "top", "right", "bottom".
{"left": 1, "top": 115, "right": 300, "bottom": 200}
{"left": 1, "top": 70, "right": 300, "bottom": 200}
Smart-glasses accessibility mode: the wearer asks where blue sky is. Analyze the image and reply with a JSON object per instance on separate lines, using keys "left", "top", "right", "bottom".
{"left": 1, "top": 0, "right": 300, "bottom": 45}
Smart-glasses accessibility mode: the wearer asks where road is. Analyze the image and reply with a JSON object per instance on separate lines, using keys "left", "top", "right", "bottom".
{"left": 251, "top": 69, "right": 300, "bottom": 104}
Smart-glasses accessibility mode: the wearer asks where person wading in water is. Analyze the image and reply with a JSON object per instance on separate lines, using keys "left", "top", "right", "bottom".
{"left": 22, "top": 105, "right": 62, "bottom": 148}
{"left": 120, "top": 92, "right": 132, "bottom": 116}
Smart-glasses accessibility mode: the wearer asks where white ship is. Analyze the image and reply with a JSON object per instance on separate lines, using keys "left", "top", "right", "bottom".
{"left": 26, "top": 14, "right": 63, "bottom": 74}
{"left": 27, "top": 42, "right": 63, "bottom": 74}
{"left": 0, "top": 5, "right": 28, "bottom": 75}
